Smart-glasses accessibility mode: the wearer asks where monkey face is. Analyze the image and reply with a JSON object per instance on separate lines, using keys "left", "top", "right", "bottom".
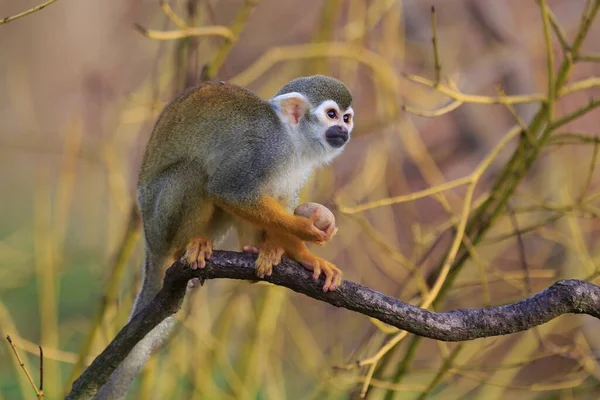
{"left": 312, "top": 99, "right": 354, "bottom": 151}
{"left": 270, "top": 76, "right": 354, "bottom": 165}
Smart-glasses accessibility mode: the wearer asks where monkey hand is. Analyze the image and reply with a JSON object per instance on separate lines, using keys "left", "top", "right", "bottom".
{"left": 294, "top": 202, "right": 338, "bottom": 245}
{"left": 287, "top": 210, "right": 331, "bottom": 244}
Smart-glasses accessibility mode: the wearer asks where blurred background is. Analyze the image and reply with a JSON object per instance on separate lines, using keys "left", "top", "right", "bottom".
{"left": 1, "top": 0, "right": 600, "bottom": 399}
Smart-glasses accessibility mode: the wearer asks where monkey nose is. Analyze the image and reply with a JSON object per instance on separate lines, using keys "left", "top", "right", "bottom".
{"left": 325, "top": 125, "right": 349, "bottom": 148}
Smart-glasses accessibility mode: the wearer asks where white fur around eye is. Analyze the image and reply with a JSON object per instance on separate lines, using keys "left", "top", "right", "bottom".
{"left": 345, "top": 106, "right": 354, "bottom": 118}
{"left": 343, "top": 106, "right": 354, "bottom": 131}
{"left": 313, "top": 100, "right": 341, "bottom": 125}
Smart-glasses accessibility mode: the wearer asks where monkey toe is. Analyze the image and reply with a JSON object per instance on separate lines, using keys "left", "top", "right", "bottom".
{"left": 183, "top": 237, "right": 213, "bottom": 269}
{"left": 298, "top": 255, "right": 342, "bottom": 292}
{"left": 254, "top": 245, "right": 283, "bottom": 278}
{"left": 255, "top": 261, "right": 273, "bottom": 279}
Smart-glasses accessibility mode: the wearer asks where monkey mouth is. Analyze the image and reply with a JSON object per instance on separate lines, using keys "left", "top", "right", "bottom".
{"left": 325, "top": 126, "right": 349, "bottom": 148}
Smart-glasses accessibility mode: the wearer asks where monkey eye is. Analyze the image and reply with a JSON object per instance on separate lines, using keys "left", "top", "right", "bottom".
{"left": 343, "top": 114, "right": 351, "bottom": 123}
{"left": 326, "top": 109, "right": 337, "bottom": 119}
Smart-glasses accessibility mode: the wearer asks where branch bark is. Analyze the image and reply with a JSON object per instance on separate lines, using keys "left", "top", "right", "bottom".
{"left": 66, "top": 250, "right": 600, "bottom": 399}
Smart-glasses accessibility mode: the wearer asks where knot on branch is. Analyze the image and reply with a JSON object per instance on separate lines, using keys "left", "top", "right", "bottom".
{"left": 554, "top": 279, "right": 600, "bottom": 318}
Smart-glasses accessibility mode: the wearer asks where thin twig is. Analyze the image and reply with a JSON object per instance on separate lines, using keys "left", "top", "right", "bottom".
{"left": 134, "top": 24, "right": 236, "bottom": 41}
{"left": 402, "top": 79, "right": 463, "bottom": 117}
{"left": 576, "top": 53, "right": 600, "bottom": 62}
{"left": 416, "top": 344, "right": 463, "bottom": 400}
{"left": 159, "top": 0, "right": 187, "bottom": 29}
{"left": 579, "top": 141, "right": 599, "bottom": 202}
{"left": 495, "top": 85, "right": 535, "bottom": 145}
{"left": 548, "top": 98, "right": 600, "bottom": 130}
{"left": 338, "top": 176, "right": 471, "bottom": 214}
{"left": 39, "top": 345, "right": 44, "bottom": 394}
{"left": 506, "top": 203, "right": 533, "bottom": 294}
{"left": 204, "top": 0, "right": 261, "bottom": 80}
{"left": 0, "top": 0, "right": 61, "bottom": 25}
{"left": 6, "top": 335, "right": 44, "bottom": 399}
{"left": 547, "top": 9, "right": 570, "bottom": 51}
{"left": 430, "top": 6, "right": 441, "bottom": 86}
{"left": 539, "top": 0, "right": 556, "bottom": 122}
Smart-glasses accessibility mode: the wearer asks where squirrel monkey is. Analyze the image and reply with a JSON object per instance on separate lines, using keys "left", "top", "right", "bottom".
{"left": 97, "top": 76, "right": 353, "bottom": 400}
{"left": 138, "top": 75, "right": 353, "bottom": 301}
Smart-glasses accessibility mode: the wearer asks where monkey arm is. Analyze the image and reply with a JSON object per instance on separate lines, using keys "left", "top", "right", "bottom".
{"left": 214, "top": 195, "right": 328, "bottom": 244}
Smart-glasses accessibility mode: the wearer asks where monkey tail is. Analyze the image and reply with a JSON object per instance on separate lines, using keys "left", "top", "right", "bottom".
{"left": 95, "top": 251, "right": 176, "bottom": 400}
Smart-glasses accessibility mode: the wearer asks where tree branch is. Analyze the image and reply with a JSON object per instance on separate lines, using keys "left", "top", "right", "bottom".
{"left": 66, "top": 250, "right": 600, "bottom": 400}
{"left": 1, "top": 0, "right": 61, "bottom": 25}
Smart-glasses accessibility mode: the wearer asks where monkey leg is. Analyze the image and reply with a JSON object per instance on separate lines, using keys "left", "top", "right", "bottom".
{"left": 171, "top": 200, "right": 218, "bottom": 271}
{"left": 233, "top": 220, "right": 283, "bottom": 278}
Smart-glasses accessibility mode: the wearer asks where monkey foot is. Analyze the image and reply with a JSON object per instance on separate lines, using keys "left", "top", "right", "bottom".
{"left": 297, "top": 254, "right": 342, "bottom": 292}
{"left": 183, "top": 237, "right": 213, "bottom": 269}
{"left": 254, "top": 244, "right": 284, "bottom": 278}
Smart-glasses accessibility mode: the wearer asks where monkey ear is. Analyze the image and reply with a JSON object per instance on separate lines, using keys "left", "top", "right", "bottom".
{"left": 270, "top": 92, "right": 310, "bottom": 125}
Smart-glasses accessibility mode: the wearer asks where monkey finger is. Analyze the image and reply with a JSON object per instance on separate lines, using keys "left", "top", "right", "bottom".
{"left": 309, "top": 207, "right": 322, "bottom": 223}
{"left": 312, "top": 225, "right": 329, "bottom": 243}
{"left": 325, "top": 225, "right": 338, "bottom": 240}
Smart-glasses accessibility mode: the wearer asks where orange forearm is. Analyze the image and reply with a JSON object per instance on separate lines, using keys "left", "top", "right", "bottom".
{"left": 215, "top": 195, "right": 308, "bottom": 236}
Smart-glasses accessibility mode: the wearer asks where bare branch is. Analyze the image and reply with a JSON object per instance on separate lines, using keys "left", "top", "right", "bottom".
{"left": 133, "top": 24, "right": 236, "bottom": 41}
{"left": 5, "top": 335, "right": 44, "bottom": 399}
{"left": 0, "top": 0, "right": 61, "bottom": 25}
{"left": 66, "top": 251, "right": 600, "bottom": 400}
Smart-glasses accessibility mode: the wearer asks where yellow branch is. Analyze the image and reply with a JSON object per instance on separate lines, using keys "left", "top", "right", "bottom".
{"left": 355, "top": 126, "right": 522, "bottom": 372}
{"left": 6, "top": 336, "right": 43, "bottom": 399}
{"left": 134, "top": 24, "right": 236, "bottom": 42}
{"left": 0, "top": 0, "right": 60, "bottom": 25}
{"left": 159, "top": 0, "right": 188, "bottom": 30}
{"left": 339, "top": 176, "right": 471, "bottom": 214}
{"left": 403, "top": 73, "right": 546, "bottom": 104}
{"left": 539, "top": 0, "right": 556, "bottom": 121}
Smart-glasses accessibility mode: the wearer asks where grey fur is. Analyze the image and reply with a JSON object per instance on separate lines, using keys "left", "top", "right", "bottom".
{"left": 96, "top": 76, "right": 353, "bottom": 399}
{"left": 275, "top": 75, "right": 353, "bottom": 110}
